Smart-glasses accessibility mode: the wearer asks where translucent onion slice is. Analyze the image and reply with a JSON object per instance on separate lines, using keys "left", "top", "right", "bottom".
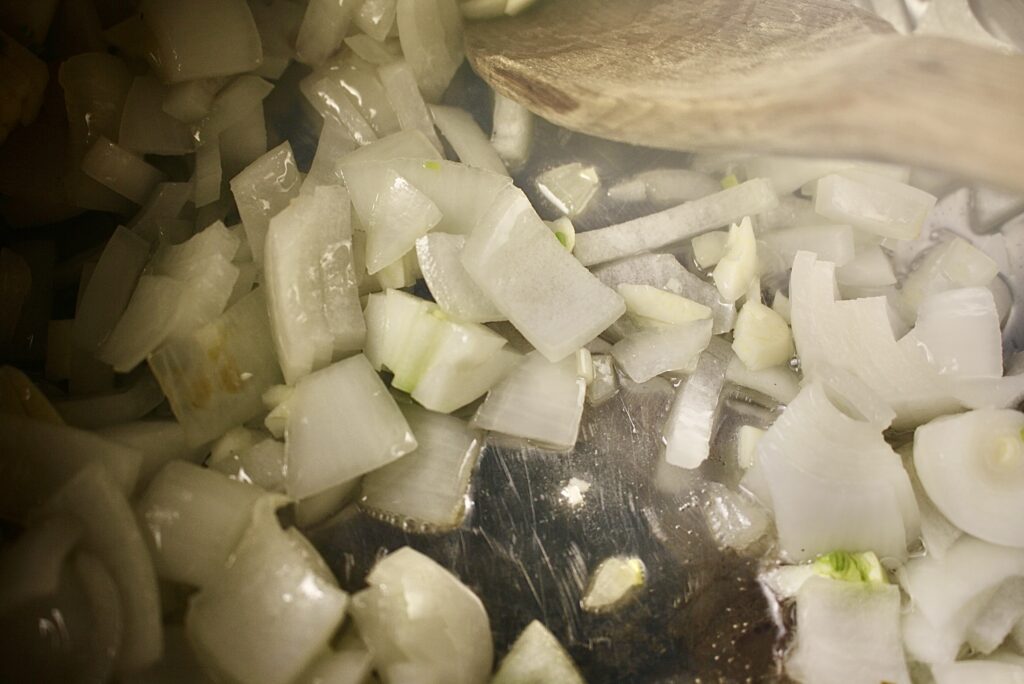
{"left": 587, "top": 354, "right": 619, "bottom": 406}
{"left": 898, "top": 237, "right": 1000, "bottom": 320}
{"left": 304, "top": 51, "right": 400, "bottom": 137}
{"left": 118, "top": 76, "right": 193, "bottom": 155}
{"left": 492, "top": 620, "right": 584, "bottom": 684}
{"left": 97, "top": 420, "right": 207, "bottom": 488}
{"left": 40, "top": 463, "right": 162, "bottom": 674}
{"left": 295, "top": 0, "right": 359, "bottom": 66}
{"left": 229, "top": 141, "right": 302, "bottom": 265}
{"left": 82, "top": 137, "right": 166, "bottom": 205}
{"left": 356, "top": 0, "right": 398, "bottom": 41}
{"left": 761, "top": 223, "right": 855, "bottom": 269}
{"left": 663, "top": 339, "right": 732, "bottom": 470}
{"left": 128, "top": 181, "right": 193, "bottom": 242}
{"left": 54, "top": 369, "right": 165, "bottom": 429}
{"left": 698, "top": 481, "right": 770, "bottom": 551}
{"left": 366, "top": 170, "right": 443, "bottom": 274}
{"left": 966, "top": 578, "right": 1024, "bottom": 655}
{"left": 607, "top": 168, "right": 720, "bottom": 207}
{"left": 786, "top": 577, "right": 910, "bottom": 684}
{"left": 379, "top": 60, "right": 445, "bottom": 152}
{"left": 899, "top": 444, "right": 962, "bottom": 562}
{"left": 285, "top": 354, "right": 417, "bottom": 500}
{"left": 302, "top": 119, "right": 357, "bottom": 196}
{"left": 835, "top": 245, "right": 897, "bottom": 290}
{"left": 731, "top": 301, "right": 794, "bottom": 372}
{"left": 0, "top": 514, "right": 82, "bottom": 614}
{"left": 148, "top": 289, "right": 283, "bottom": 446}
{"left": 914, "top": 409, "right": 1024, "bottom": 548}
{"left": 536, "top": 162, "right": 600, "bottom": 218}
{"left": 209, "top": 436, "right": 286, "bottom": 493}
{"left": 814, "top": 170, "right": 937, "bottom": 240}
{"left": 744, "top": 154, "right": 908, "bottom": 195}
{"left": 473, "top": 350, "right": 586, "bottom": 450}
{"left": 196, "top": 75, "right": 274, "bottom": 143}
{"left": 429, "top": 105, "right": 508, "bottom": 175}
{"left": 573, "top": 178, "right": 777, "bottom": 267}
{"left": 345, "top": 34, "right": 403, "bottom": 65}
{"left": 187, "top": 497, "right": 348, "bottom": 684}
{"left": 461, "top": 186, "right": 625, "bottom": 362}
{"left": 360, "top": 404, "right": 481, "bottom": 529}
{"left": 161, "top": 78, "right": 225, "bottom": 124}
{"left": 611, "top": 318, "right": 713, "bottom": 384}
{"left": 141, "top": 0, "right": 263, "bottom": 83}
{"left": 138, "top": 461, "right": 264, "bottom": 588}
{"left": 351, "top": 547, "right": 492, "bottom": 684}
{"left": 396, "top": 0, "right": 463, "bottom": 102}
{"left": 490, "top": 92, "right": 533, "bottom": 173}
{"left": 193, "top": 137, "right": 222, "bottom": 208}
{"left": 415, "top": 232, "right": 504, "bottom": 323}
{"left": 712, "top": 217, "right": 758, "bottom": 303}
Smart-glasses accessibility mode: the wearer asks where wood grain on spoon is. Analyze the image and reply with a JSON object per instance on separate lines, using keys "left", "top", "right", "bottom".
{"left": 465, "top": 0, "right": 1024, "bottom": 192}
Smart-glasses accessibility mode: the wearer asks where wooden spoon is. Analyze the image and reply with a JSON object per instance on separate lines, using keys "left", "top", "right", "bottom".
{"left": 465, "top": 0, "right": 1024, "bottom": 192}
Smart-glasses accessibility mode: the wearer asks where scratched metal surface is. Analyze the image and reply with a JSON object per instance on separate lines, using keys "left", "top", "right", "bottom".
{"left": 305, "top": 52, "right": 1024, "bottom": 684}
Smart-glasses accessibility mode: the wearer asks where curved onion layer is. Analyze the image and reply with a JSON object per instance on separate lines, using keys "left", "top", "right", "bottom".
{"left": 663, "top": 339, "right": 732, "bottom": 470}
{"left": 429, "top": 105, "right": 508, "bottom": 175}
{"left": 787, "top": 577, "right": 910, "bottom": 684}
{"left": 741, "top": 381, "right": 919, "bottom": 562}
{"left": 914, "top": 409, "right": 1024, "bottom": 548}
{"left": 416, "top": 232, "right": 504, "bottom": 323}
{"left": 351, "top": 547, "right": 492, "bottom": 684}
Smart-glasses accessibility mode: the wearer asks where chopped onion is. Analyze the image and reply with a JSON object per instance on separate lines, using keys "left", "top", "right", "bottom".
{"left": 379, "top": 59, "right": 445, "bottom": 152}
{"left": 395, "top": 0, "right": 463, "bottom": 102}
{"left": 744, "top": 155, "right": 908, "bottom": 195}
{"left": 698, "top": 481, "right": 770, "bottom": 551}
{"left": 663, "top": 339, "right": 732, "bottom": 470}
{"left": 295, "top": 0, "right": 359, "bottom": 66}
{"left": 611, "top": 318, "right": 713, "bottom": 383}
{"left": 196, "top": 75, "right": 274, "bottom": 142}
{"left": 731, "top": 301, "right": 794, "bottom": 372}
{"left": 931, "top": 660, "right": 1024, "bottom": 684}
{"left": 617, "top": 284, "right": 711, "bottom": 326}
{"left": 302, "top": 119, "right": 357, "bottom": 196}
{"left": 786, "top": 577, "right": 910, "bottom": 684}
{"left": 307, "top": 52, "right": 401, "bottom": 137}
{"left": 187, "top": 497, "right": 348, "bottom": 684}
{"left": 129, "top": 181, "right": 193, "bottom": 242}
{"left": 415, "top": 232, "right": 504, "bottom": 323}
{"left": 899, "top": 444, "right": 962, "bottom": 561}
{"left": 54, "top": 369, "right": 165, "bottom": 429}
{"left": 491, "top": 620, "right": 584, "bottom": 684}
{"left": 148, "top": 289, "right": 283, "bottom": 446}
{"left": 814, "top": 170, "right": 937, "bottom": 240}
{"left": 573, "top": 178, "right": 777, "bottom": 267}
{"left": 592, "top": 253, "right": 736, "bottom": 334}
{"left": 914, "top": 409, "right": 1024, "bottom": 548}
{"left": 429, "top": 104, "right": 508, "bottom": 175}
{"left": 965, "top": 578, "right": 1024, "bottom": 655}
{"left": 898, "top": 237, "right": 1000, "bottom": 320}
{"left": 761, "top": 223, "right": 855, "bottom": 269}
{"left": 162, "top": 78, "right": 226, "bottom": 124}
{"left": 346, "top": 34, "right": 403, "bottom": 64}
{"left": 82, "top": 137, "right": 166, "bottom": 205}
{"left": 0, "top": 514, "right": 82, "bottom": 614}
{"left": 97, "top": 420, "right": 207, "bottom": 488}
{"left": 736, "top": 425, "right": 765, "bottom": 470}
{"left": 72, "top": 227, "right": 150, "bottom": 354}
{"left": 473, "top": 350, "right": 586, "bottom": 450}
{"left": 193, "top": 137, "right": 222, "bottom": 208}
{"left": 351, "top": 547, "right": 492, "bottom": 684}
{"left": 742, "top": 381, "right": 919, "bottom": 562}
{"left": 0, "top": 413, "right": 141, "bottom": 520}
{"left": 302, "top": 72, "right": 379, "bottom": 145}
{"left": 265, "top": 185, "right": 365, "bottom": 385}
{"left": 836, "top": 245, "right": 897, "bottom": 293}
{"left": 294, "top": 479, "right": 361, "bottom": 528}
{"left": 366, "top": 170, "right": 443, "bottom": 273}
{"left": 587, "top": 353, "right": 619, "bottom": 406}
{"left": 356, "top": 0, "right": 399, "bottom": 41}
{"left": 141, "top": 0, "right": 263, "bottom": 83}
{"left": 536, "top": 162, "right": 600, "bottom": 218}
{"left": 692, "top": 230, "right": 728, "bottom": 269}
{"left": 341, "top": 157, "right": 510, "bottom": 237}
{"left": 118, "top": 76, "right": 194, "bottom": 155}
{"left": 247, "top": 0, "right": 303, "bottom": 79}
{"left": 461, "top": 186, "right": 625, "bottom": 361}
{"left": 914, "top": 287, "right": 1002, "bottom": 379}
{"left": 361, "top": 404, "right": 481, "bottom": 528}
{"left": 608, "top": 168, "right": 720, "bottom": 207}
{"left": 581, "top": 556, "right": 646, "bottom": 612}
{"left": 138, "top": 461, "right": 264, "bottom": 587}
{"left": 285, "top": 354, "right": 416, "bottom": 499}
{"left": 303, "top": 649, "right": 374, "bottom": 684}
{"left": 713, "top": 217, "right": 758, "bottom": 303}
{"left": 210, "top": 435, "right": 286, "bottom": 493}
{"left": 40, "top": 463, "right": 162, "bottom": 674}
{"left": 490, "top": 92, "right": 533, "bottom": 173}
{"left": 229, "top": 141, "right": 302, "bottom": 265}
{"left": 547, "top": 216, "right": 576, "bottom": 251}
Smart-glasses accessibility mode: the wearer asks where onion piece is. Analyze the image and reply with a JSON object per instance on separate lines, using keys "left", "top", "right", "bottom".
{"left": 416, "top": 232, "right": 504, "bottom": 323}
{"left": 210, "top": 436, "right": 286, "bottom": 493}
{"left": 663, "top": 338, "right": 732, "bottom": 470}
{"left": 692, "top": 230, "right": 728, "bottom": 269}
{"left": 138, "top": 461, "right": 264, "bottom": 587}
{"left": 39, "top": 463, "right": 162, "bottom": 674}
{"left": 219, "top": 105, "right": 267, "bottom": 181}
{"left": 193, "top": 137, "right": 222, "bottom": 208}
{"left": 396, "top": 0, "right": 463, "bottom": 102}
{"left": 761, "top": 223, "right": 855, "bottom": 269}
{"left": 294, "top": 479, "right": 360, "bottom": 529}
{"left": 97, "top": 420, "right": 207, "bottom": 488}
{"left": 429, "top": 105, "right": 507, "bottom": 175}
{"left": 0, "top": 413, "right": 141, "bottom": 520}
{"left": 731, "top": 301, "right": 794, "bottom": 372}
{"left": 286, "top": 354, "right": 416, "bottom": 499}
{"left": 341, "top": 158, "right": 510, "bottom": 237}
{"left": 899, "top": 444, "right": 962, "bottom": 561}
{"left": 187, "top": 497, "right": 348, "bottom": 684}
{"left": 0, "top": 514, "right": 82, "bottom": 614}
{"left": 295, "top": 0, "right": 359, "bottom": 66}
{"left": 461, "top": 186, "right": 625, "bottom": 361}
{"left": 366, "top": 170, "right": 442, "bottom": 274}
{"left": 356, "top": 0, "right": 399, "bottom": 41}
{"left": 229, "top": 141, "right": 302, "bottom": 265}
{"left": 492, "top": 620, "right": 584, "bottom": 684}
{"left": 573, "top": 178, "right": 777, "bottom": 267}
{"left": 72, "top": 227, "right": 150, "bottom": 354}
{"left": 587, "top": 353, "right": 619, "bottom": 406}
{"left": 473, "top": 350, "right": 586, "bottom": 450}
{"left": 608, "top": 168, "right": 720, "bottom": 207}
{"left": 713, "top": 217, "right": 758, "bottom": 303}
{"left": 305, "top": 52, "right": 401, "bottom": 137}
{"left": 129, "top": 181, "right": 193, "bottom": 242}
{"left": 786, "top": 577, "right": 910, "bottom": 684}
{"left": 148, "top": 289, "right": 282, "bottom": 446}
{"left": 931, "top": 660, "right": 1024, "bottom": 684}
{"left": 82, "top": 137, "right": 166, "bottom": 205}
{"left": 303, "top": 649, "right": 374, "bottom": 684}
{"left": 618, "top": 284, "right": 712, "bottom": 326}
{"left": 302, "top": 73, "right": 379, "bottom": 145}
{"left": 914, "top": 409, "right": 1024, "bottom": 548}
{"left": 142, "top": 0, "right": 263, "bottom": 83}
{"left": 379, "top": 60, "right": 445, "bottom": 152}
{"left": 611, "top": 318, "right": 713, "bottom": 383}
{"left": 346, "top": 34, "right": 403, "bottom": 64}
{"left": 54, "top": 369, "right": 165, "bottom": 429}
{"left": 814, "top": 170, "right": 937, "bottom": 240}
{"left": 581, "top": 556, "right": 646, "bottom": 612}
{"left": 72, "top": 551, "right": 123, "bottom": 683}
{"left": 899, "top": 237, "right": 1000, "bottom": 320}
{"left": 536, "top": 162, "right": 600, "bottom": 218}
{"left": 265, "top": 186, "right": 364, "bottom": 385}
{"left": 351, "top": 547, "right": 492, "bottom": 684}
{"left": 490, "top": 92, "right": 533, "bottom": 173}
{"left": 162, "top": 78, "right": 226, "bottom": 124}
{"left": 118, "top": 76, "right": 194, "bottom": 155}
{"left": 195, "top": 75, "right": 273, "bottom": 143}
{"left": 360, "top": 404, "right": 481, "bottom": 529}
{"left": 966, "top": 578, "right": 1024, "bottom": 655}
{"left": 744, "top": 155, "right": 909, "bottom": 195}
{"left": 247, "top": 0, "right": 303, "bottom": 79}
{"left": 302, "top": 119, "right": 357, "bottom": 196}
{"left": 914, "top": 287, "right": 1002, "bottom": 378}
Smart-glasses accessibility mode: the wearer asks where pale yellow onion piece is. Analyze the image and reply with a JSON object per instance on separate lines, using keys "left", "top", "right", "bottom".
{"left": 581, "top": 556, "right": 646, "bottom": 612}
{"left": 712, "top": 216, "right": 758, "bottom": 303}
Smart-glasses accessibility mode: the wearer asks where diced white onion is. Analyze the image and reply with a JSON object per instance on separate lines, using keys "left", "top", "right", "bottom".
{"left": 302, "top": 119, "right": 357, "bottom": 196}
{"left": 713, "top": 217, "right": 758, "bottom": 303}
{"left": 732, "top": 301, "right": 794, "bottom": 372}
{"left": 663, "top": 339, "right": 732, "bottom": 470}
{"left": 229, "top": 141, "right": 302, "bottom": 265}
{"left": 698, "top": 481, "right": 770, "bottom": 551}
{"left": 581, "top": 556, "right": 646, "bottom": 612}
{"left": 356, "top": 0, "right": 399, "bottom": 41}
{"left": 82, "top": 137, "right": 166, "bottom": 205}
{"left": 187, "top": 497, "right": 348, "bottom": 684}
{"left": 899, "top": 444, "right": 962, "bottom": 561}
{"left": 285, "top": 354, "right": 417, "bottom": 499}
{"left": 345, "top": 34, "right": 403, "bottom": 64}
{"left": 587, "top": 353, "right": 619, "bottom": 406}
{"left": 295, "top": 0, "right": 359, "bottom": 66}
{"left": 366, "top": 170, "right": 443, "bottom": 273}
{"left": 814, "top": 170, "right": 937, "bottom": 240}
{"left": 536, "top": 162, "right": 600, "bottom": 217}
{"left": 0, "top": 514, "right": 82, "bottom": 614}
{"left": 119, "top": 76, "right": 194, "bottom": 155}
{"left": 491, "top": 620, "right": 584, "bottom": 684}
{"left": 138, "top": 461, "right": 264, "bottom": 587}
{"left": 965, "top": 579, "right": 1024, "bottom": 655}
{"left": 54, "top": 370, "right": 165, "bottom": 429}
{"left": 162, "top": 78, "right": 225, "bottom": 124}
{"left": 351, "top": 547, "right": 492, "bottom": 684}
{"left": 914, "top": 287, "right": 1003, "bottom": 379}
{"left": 898, "top": 237, "right": 1000, "bottom": 320}
{"left": 574, "top": 178, "right": 778, "bottom": 267}
{"left": 473, "top": 350, "right": 586, "bottom": 450}
{"left": 197, "top": 75, "right": 274, "bottom": 142}
{"left": 736, "top": 425, "right": 765, "bottom": 470}
{"left": 429, "top": 104, "right": 508, "bottom": 175}
{"left": 744, "top": 154, "right": 909, "bottom": 196}
{"left": 489, "top": 92, "right": 533, "bottom": 173}
{"left": 361, "top": 404, "right": 481, "bottom": 528}
{"left": 129, "top": 181, "right": 193, "bottom": 242}
{"left": 379, "top": 59, "right": 445, "bottom": 152}
{"left": 415, "top": 232, "right": 504, "bottom": 323}
{"left": 608, "top": 168, "right": 720, "bottom": 207}
{"left": 294, "top": 480, "right": 361, "bottom": 529}
{"left": 461, "top": 186, "right": 625, "bottom": 361}
{"left": 836, "top": 245, "right": 897, "bottom": 291}
{"left": 193, "top": 137, "right": 222, "bottom": 208}
{"left": 692, "top": 230, "right": 728, "bottom": 270}
{"left": 611, "top": 319, "right": 713, "bottom": 384}
{"left": 617, "top": 284, "right": 711, "bottom": 327}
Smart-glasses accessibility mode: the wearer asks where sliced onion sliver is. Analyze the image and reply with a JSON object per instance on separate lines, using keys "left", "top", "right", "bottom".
{"left": 663, "top": 339, "right": 732, "bottom": 470}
